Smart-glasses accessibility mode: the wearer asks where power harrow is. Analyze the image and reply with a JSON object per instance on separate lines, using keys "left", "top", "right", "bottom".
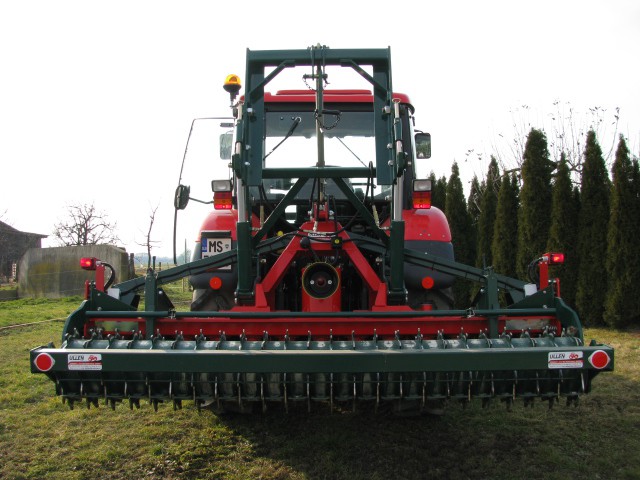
{"left": 31, "top": 47, "right": 613, "bottom": 413}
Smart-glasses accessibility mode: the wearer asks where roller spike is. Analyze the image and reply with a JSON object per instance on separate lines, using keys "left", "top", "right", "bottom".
{"left": 458, "top": 330, "right": 468, "bottom": 343}
{"left": 416, "top": 328, "right": 423, "bottom": 345}
{"left": 153, "top": 399, "right": 159, "bottom": 412}
{"left": 110, "top": 399, "right": 116, "bottom": 411}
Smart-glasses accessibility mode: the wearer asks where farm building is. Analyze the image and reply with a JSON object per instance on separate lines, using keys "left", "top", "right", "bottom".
{"left": 0, "top": 220, "right": 47, "bottom": 281}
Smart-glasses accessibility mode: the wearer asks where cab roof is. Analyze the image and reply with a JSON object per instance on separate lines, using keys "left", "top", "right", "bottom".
{"left": 261, "top": 89, "right": 414, "bottom": 113}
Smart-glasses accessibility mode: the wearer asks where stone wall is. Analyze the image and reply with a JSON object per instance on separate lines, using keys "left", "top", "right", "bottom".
{"left": 18, "top": 245, "right": 134, "bottom": 298}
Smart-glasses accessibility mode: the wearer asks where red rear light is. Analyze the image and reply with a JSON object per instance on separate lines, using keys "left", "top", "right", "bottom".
{"left": 212, "top": 179, "right": 233, "bottom": 210}
{"left": 413, "top": 191, "right": 431, "bottom": 209}
{"left": 549, "top": 253, "right": 565, "bottom": 265}
{"left": 209, "top": 276, "right": 223, "bottom": 290}
{"left": 421, "top": 276, "right": 435, "bottom": 289}
{"left": 80, "top": 257, "right": 98, "bottom": 270}
{"left": 412, "top": 179, "right": 432, "bottom": 209}
{"left": 214, "top": 191, "right": 233, "bottom": 210}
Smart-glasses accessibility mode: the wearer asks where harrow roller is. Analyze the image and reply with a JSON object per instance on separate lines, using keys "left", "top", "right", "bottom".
{"left": 31, "top": 329, "right": 613, "bottom": 411}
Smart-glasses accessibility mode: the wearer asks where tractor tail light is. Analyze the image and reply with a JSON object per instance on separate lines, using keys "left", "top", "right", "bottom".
{"left": 80, "top": 257, "right": 98, "bottom": 271}
{"left": 548, "top": 253, "right": 565, "bottom": 265}
{"left": 212, "top": 180, "right": 233, "bottom": 210}
{"left": 214, "top": 192, "right": 233, "bottom": 210}
{"left": 413, "top": 179, "right": 432, "bottom": 209}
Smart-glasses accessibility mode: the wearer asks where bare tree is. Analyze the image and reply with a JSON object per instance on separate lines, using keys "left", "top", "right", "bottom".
{"left": 53, "top": 203, "right": 119, "bottom": 246}
{"left": 490, "top": 102, "right": 621, "bottom": 183}
{"left": 136, "top": 205, "right": 160, "bottom": 270}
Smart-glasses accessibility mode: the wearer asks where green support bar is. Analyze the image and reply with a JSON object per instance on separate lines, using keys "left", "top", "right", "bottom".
{"left": 476, "top": 268, "right": 500, "bottom": 337}
{"left": 236, "top": 221, "right": 254, "bottom": 302}
{"left": 388, "top": 220, "right": 406, "bottom": 303}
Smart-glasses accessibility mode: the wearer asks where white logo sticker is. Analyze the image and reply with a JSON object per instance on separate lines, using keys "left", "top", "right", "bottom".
{"left": 68, "top": 353, "right": 103, "bottom": 371}
{"left": 548, "top": 351, "right": 583, "bottom": 369}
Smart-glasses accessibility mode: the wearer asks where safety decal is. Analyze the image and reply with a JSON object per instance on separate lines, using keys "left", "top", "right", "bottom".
{"left": 548, "top": 351, "right": 583, "bottom": 369}
{"left": 68, "top": 353, "right": 102, "bottom": 371}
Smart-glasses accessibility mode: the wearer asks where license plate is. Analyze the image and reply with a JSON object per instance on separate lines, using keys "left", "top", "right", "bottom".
{"left": 201, "top": 236, "right": 232, "bottom": 270}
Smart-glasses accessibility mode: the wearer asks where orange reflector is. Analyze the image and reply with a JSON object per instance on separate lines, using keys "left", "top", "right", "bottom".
{"left": 214, "top": 191, "right": 233, "bottom": 210}
{"left": 413, "top": 191, "right": 431, "bottom": 209}
{"left": 80, "top": 257, "right": 97, "bottom": 270}
{"left": 209, "top": 276, "right": 223, "bottom": 290}
{"left": 549, "top": 253, "right": 565, "bottom": 264}
{"left": 421, "top": 276, "right": 435, "bottom": 289}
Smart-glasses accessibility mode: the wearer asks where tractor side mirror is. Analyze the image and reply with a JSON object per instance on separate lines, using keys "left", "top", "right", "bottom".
{"left": 174, "top": 184, "right": 190, "bottom": 210}
{"left": 220, "top": 132, "right": 233, "bottom": 160}
{"left": 415, "top": 132, "right": 431, "bottom": 159}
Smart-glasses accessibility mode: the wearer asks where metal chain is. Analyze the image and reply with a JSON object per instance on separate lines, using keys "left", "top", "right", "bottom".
{"left": 314, "top": 110, "right": 341, "bottom": 130}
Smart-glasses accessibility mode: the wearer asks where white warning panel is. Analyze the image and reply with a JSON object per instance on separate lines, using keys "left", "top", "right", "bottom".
{"left": 68, "top": 353, "right": 102, "bottom": 371}
{"left": 548, "top": 351, "right": 583, "bottom": 369}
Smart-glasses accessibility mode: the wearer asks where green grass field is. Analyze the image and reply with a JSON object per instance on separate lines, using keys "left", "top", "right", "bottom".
{"left": 1, "top": 297, "right": 638, "bottom": 480}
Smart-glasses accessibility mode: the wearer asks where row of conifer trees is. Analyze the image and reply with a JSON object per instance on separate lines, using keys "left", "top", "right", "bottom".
{"left": 430, "top": 129, "right": 640, "bottom": 328}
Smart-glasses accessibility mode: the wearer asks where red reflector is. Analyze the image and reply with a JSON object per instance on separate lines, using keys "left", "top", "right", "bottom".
{"left": 214, "top": 191, "right": 233, "bottom": 210}
{"left": 421, "top": 276, "right": 435, "bottom": 289}
{"left": 589, "top": 350, "right": 610, "bottom": 369}
{"left": 209, "top": 276, "right": 223, "bottom": 290}
{"left": 80, "top": 257, "right": 97, "bottom": 270}
{"left": 413, "top": 191, "right": 431, "bottom": 209}
{"left": 549, "top": 253, "right": 565, "bottom": 264}
{"left": 34, "top": 353, "right": 55, "bottom": 372}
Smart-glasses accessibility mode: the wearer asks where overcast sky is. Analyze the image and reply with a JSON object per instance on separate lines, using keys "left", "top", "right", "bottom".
{"left": 2, "top": 0, "right": 639, "bottom": 259}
